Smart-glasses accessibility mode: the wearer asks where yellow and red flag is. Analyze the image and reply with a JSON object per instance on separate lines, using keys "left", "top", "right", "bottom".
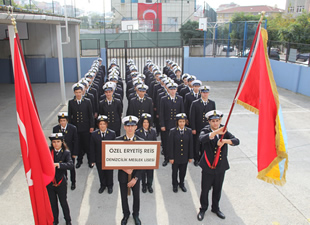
{"left": 236, "top": 26, "right": 288, "bottom": 185}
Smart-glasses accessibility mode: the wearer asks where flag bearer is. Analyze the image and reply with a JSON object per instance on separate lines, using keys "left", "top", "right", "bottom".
{"left": 197, "top": 110, "right": 239, "bottom": 221}
{"left": 47, "top": 133, "right": 73, "bottom": 225}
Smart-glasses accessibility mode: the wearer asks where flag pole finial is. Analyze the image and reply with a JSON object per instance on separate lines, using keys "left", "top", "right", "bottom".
{"left": 259, "top": 11, "right": 266, "bottom": 23}
{"left": 7, "top": 6, "right": 18, "bottom": 33}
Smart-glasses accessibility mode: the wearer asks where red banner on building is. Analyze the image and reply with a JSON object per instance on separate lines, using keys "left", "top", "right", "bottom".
{"left": 138, "top": 3, "right": 162, "bottom": 32}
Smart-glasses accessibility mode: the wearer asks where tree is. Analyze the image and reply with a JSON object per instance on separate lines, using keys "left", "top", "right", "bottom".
{"left": 280, "top": 12, "right": 310, "bottom": 45}
{"left": 229, "top": 13, "right": 262, "bottom": 40}
{"left": 267, "top": 14, "right": 294, "bottom": 42}
{"left": 179, "top": 20, "right": 204, "bottom": 45}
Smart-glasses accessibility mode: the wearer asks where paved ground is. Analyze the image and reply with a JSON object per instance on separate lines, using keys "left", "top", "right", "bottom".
{"left": 0, "top": 81, "right": 310, "bottom": 225}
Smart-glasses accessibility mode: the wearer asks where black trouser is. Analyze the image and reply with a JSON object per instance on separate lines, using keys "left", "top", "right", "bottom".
{"left": 193, "top": 133, "right": 201, "bottom": 162}
{"left": 119, "top": 180, "right": 140, "bottom": 217}
{"left": 161, "top": 130, "right": 169, "bottom": 161}
{"left": 47, "top": 181, "right": 71, "bottom": 224}
{"left": 154, "top": 114, "right": 160, "bottom": 135}
{"left": 199, "top": 170, "right": 225, "bottom": 212}
{"left": 96, "top": 162, "right": 114, "bottom": 188}
{"left": 77, "top": 131, "right": 90, "bottom": 163}
{"left": 172, "top": 162, "right": 188, "bottom": 187}
{"left": 142, "top": 169, "right": 154, "bottom": 187}
{"left": 70, "top": 157, "right": 76, "bottom": 183}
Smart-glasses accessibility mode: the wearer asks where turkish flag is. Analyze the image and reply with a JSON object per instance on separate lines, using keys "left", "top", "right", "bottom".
{"left": 13, "top": 32, "right": 55, "bottom": 224}
{"left": 138, "top": 3, "right": 162, "bottom": 32}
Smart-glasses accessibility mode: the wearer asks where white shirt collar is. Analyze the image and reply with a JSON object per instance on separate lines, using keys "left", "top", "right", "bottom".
{"left": 61, "top": 124, "right": 67, "bottom": 130}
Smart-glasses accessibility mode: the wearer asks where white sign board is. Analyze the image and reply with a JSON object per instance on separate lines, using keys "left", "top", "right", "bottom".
{"left": 199, "top": 18, "right": 208, "bottom": 31}
{"left": 289, "top": 48, "right": 297, "bottom": 62}
{"left": 121, "top": 20, "right": 139, "bottom": 31}
{"left": 102, "top": 141, "right": 160, "bottom": 169}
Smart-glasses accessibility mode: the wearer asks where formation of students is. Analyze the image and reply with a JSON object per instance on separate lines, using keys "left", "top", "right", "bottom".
{"left": 48, "top": 58, "right": 239, "bottom": 225}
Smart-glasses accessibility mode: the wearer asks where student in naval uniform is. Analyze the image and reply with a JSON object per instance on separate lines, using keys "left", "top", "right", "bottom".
{"left": 177, "top": 73, "right": 189, "bottom": 93}
{"left": 99, "top": 82, "right": 123, "bottom": 136}
{"left": 53, "top": 112, "right": 78, "bottom": 190}
{"left": 189, "top": 85, "right": 216, "bottom": 166}
{"left": 47, "top": 133, "right": 73, "bottom": 225}
{"left": 180, "top": 75, "right": 196, "bottom": 100}
{"left": 163, "top": 59, "right": 171, "bottom": 75}
{"left": 127, "top": 84, "right": 153, "bottom": 121}
{"left": 68, "top": 83, "right": 94, "bottom": 169}
{"left": 197, "top": 110, "right": 239, "bottom": 221}
{"left": 80, "top": 80, "right": 98, "bottom": 120}
{"left": 168, "top": 113, "right": 193, "bottom": 193}
{"left": 159, "top": 82, "right": 184, "bottom": 167}
{"left": 173, "top": 67, "right": 183, "bottom": 86}
{"left": 116, "top": 116, "right": 143, "bottom": 225}
{"left": 90, "top": 115, "right": 116, "bottom": 194}
{"left": 135, "top": 113, "right": 157, "bottom": 193}
{"left": 184, "top": 80, "right": 202, "bottom": 119}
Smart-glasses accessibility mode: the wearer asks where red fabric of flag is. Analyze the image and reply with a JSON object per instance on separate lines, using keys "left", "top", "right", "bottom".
{"left": 13, "top": 33, "right": 55, "bottom": 225}
{"left": 237, "top": 29, "right": 278, "bottom": 173}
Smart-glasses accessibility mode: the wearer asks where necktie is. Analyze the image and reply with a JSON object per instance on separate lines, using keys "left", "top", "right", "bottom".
{"left": 108, "top": 101, "right": 111, "bottom": 105}
{"left": 180, "top": 130, "right": 184, "bottom": 135}
{"left": 140, "top": 99, "right": 143, "bottom": 103}
{"left": 78, "top": 100, "right": 81, "bottom": 105}
{"left": 102, "top": 133, "right": 105, "bottom": 140}
{"left": 145, "top": 131, "right": 148, "bottom": 136}
{"left": 62, "top": 129, "right": 65, "bottom": 134}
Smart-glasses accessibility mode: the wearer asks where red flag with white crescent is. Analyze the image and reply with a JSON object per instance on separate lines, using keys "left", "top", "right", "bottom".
{"left": 13, "top": 32, "right": 55, "bottom": 224}
{"left": 138, "top": 3, "right": 162, "bottom": 32}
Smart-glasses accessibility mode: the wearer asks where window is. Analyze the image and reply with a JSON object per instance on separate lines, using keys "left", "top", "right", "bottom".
{"left": 296, "top": 6, "right": 304, "bottom": 13}
{"left": 288, "top": 7, "right": 294, "bottom": 13}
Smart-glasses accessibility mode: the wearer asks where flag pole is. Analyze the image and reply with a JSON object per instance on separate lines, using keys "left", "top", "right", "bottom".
{"left": 210, "top": 12, "right": 266, "bottom": 169}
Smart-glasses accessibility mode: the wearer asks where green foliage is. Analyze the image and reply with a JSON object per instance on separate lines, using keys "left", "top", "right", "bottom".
{"left": 267, "top": 14, "right": 294, "bottom": 42}
{"left": 179, "top": 20, "right": 204, "bottom": 45}
{"left": 229, "top": 13, "right": 264, "bottom": 47}
{"left": 279, "top": 12, "right": 310, "bottom": 45}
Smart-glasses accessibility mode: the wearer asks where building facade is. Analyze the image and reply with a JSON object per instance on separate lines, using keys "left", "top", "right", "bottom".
{"left": 285, "top": 0, "right": 310, "bottom": 17}
{"left": 112, "top": 0, "right": 196, "bottom": 32}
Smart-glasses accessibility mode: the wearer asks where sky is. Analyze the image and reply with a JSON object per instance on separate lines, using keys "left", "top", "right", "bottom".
{"left": 199, "top": 0, "right": 286, "bottom": 10}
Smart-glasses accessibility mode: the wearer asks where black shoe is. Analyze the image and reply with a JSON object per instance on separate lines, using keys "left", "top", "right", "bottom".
{"left": 211, "top": 210, "right": 225, "bottom": 219}
{"left": 142, "top": 185, "right": 147, "bottom": 193}
{"left": 121, "top": 215, "right": 129, "bottom": 225}
{"left": 194, "top": 161, "right": 199, "bottom": 167}
{"left": 162, "top": 160, "right": 168, "bottom": 167}
{"left": 148, "top": 186, "right": 153, "bottom": 193}
{"left": 66, "top": 222, "right": 72, "bottom": 225}
{"left": 197, "top": 210, "right": 205, "bottom": 221}
{"left": 98, "top": 186, "right": 105, "bottom": 194}
{"left": 71, "top": 183, "right": 76, "bottom": 190}
{"left": 133, "top": 216, "right": 141, "bottom": 225}
{"left": 180, "top": 185, "right": 187, "bottom": 192}
{"left": 108, "top": 187, "right": 113, "bottom": 194}
{"left": 89, "top": 163, "right": 94, "bottom": 168}
{"left": 53, "top": 222, "right": 58, "bottom": 225}
{"left": 76, "top": 162, "right": 82, "bottom": 168}
{"left": 173, "top": 186, "right": 178, "bottom": 193}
